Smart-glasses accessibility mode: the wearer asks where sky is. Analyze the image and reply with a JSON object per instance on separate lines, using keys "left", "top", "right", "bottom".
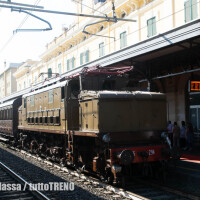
{"left": 0, "top": 0, "right": 76, "bottom": 73}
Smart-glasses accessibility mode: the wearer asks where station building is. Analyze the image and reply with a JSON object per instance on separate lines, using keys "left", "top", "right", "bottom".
{"left": 13, "top": 0, "right": 200, "bottom": 133}
{"left": 0, "top": 62, "right": 22, "bottom": 99}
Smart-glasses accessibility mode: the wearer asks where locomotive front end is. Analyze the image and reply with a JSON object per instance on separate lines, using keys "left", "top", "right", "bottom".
{"left": 79, "top": 90, "right": 171, "bottom": 183}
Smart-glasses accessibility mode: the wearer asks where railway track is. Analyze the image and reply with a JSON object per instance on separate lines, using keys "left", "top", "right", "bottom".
{"left": 0, "top": 143, "right": 199, "bottom": 200}
{"left": 0, "top": 160, "right": 50, "bottom": 200}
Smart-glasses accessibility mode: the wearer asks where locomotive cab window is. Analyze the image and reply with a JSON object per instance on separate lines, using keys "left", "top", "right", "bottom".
{"left": 48, "top": 90, "right": 53, "bottom": 103}
{"left": 70, "top": 82, "right": 79, "bottom": 99}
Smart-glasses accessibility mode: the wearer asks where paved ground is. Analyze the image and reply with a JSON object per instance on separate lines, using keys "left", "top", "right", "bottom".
{"left": 167, "top": 144, "right": 200, "bottom": 196}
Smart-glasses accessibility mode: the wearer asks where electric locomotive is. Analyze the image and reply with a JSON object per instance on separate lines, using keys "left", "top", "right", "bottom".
{"left": 0, "top": 66, "right": 172, "bottom": 183}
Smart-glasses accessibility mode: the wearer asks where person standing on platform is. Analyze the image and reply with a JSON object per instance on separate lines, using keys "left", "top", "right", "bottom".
{"left": 167, "top": 121, "right": 173, "bottom": 143}
{"left": 185, "top": 122, "right": 194, "bottom": 151}
{"left": 180, "top": 121, "right": 186, "bottom": 148}
{"left": 172, "top": 122, "right": 180, "bottom": 148}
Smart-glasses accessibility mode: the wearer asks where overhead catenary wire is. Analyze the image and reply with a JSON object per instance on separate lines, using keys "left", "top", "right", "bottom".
{"left": 0, "top": 0, "right": 43, "bottom": 9}
{"left": 0, "top": 0, "right": 136, "bottom": 54}
{"left": 0, "top": 0, "right": 199, "bottom": 67}
{"left": 0, "top": 4, "right": 136, "bottom": 22}
{"left": 0, "top": 0, "right": 41, "bottom": 54}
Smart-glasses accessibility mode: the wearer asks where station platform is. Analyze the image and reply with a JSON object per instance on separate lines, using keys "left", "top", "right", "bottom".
{"left": 166, "top": 145, "right": 200, "bottom": 195}
{"left": 174, "top": 144, "right": 200, "bottom": 183}
{"left": 181, "top": 144, "right": 200, "bottom": 163}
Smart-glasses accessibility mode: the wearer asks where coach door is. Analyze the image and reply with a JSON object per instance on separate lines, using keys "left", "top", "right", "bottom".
{"left": 190, "top": 106, "right": 200, "bottom": 132}
{"left": 189, "top": 92, "right": 200, "bottom": 133}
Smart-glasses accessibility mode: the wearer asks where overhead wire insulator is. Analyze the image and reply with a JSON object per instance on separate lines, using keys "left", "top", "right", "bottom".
{"left": 112, "top": 1, "right": 117, "bottom": 22}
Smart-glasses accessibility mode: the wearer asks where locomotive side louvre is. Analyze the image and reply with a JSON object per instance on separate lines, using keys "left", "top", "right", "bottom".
{"left": 19, "top": 81, "right": 67, "bottom": 134}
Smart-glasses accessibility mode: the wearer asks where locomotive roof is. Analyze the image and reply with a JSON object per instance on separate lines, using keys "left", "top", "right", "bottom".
{"left": 0, "top": 99, "right": 15, "bottom": 109}
{"left": 0, "top": 72, "right": 63, "bottom": 104}
{"left": 80, "top": 90, "right": 166, "bottom": 99}
{"left": 23, "top": 80, "right": 68, "bottom": 98}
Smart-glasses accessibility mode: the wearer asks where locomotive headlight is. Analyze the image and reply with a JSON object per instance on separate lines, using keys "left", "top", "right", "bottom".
{"left": 102, "top": 134, "right": 110, "bottom": 143}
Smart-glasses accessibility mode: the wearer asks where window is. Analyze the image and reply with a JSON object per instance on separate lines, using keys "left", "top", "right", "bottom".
{"left": 80, "top": 50, "right": 89, "bottom": 65}
{"left": 185, "top": 0, "right": 197, "bottom": 22}
{"left": 121, "top": 12, "right": 126, "bottom": 18}
{"left": 94, "top": 0, "right": 106, "bottom": 4}
{"left": 48, "top": 90, "right": 53, "bottom": 103}
{"left": 24, "top": 81, "right": 26, "bottom": 89}
{"left": 30, "top": 96, "right": 34, "bottom": 107}
{"left": 99, "top": 26, "right": 104, "bottom": 32}
{"left": 9, "top": 108, "right": 12, "bottom": 120}
{"left": 99, "top": 42, "right": 105, "bottom": 57}
{"left": 19, "top": 84, "right": 21, "bottom": 90}
{"left": 147, "top": 17, "right": 156, "bottom": 37}
{"left": 67, "top": 57, "right": 75, "bottom": 71}
{"left": 58, "top": 63, "right": 62, "bottom": 74}
{"left": 41, "top": 74, "right": 44, "bottom": 81}
{"left": 120, "top": 31, "right": 127, "bottom": 49}
{"left": 29, "top": 79, "right": 31, "bottom": 86}
{"left": 48, "top": 68, "right": 52, "bottom": 78}
{"left": 83, "top": 36, "right": 87, "bottom": 41}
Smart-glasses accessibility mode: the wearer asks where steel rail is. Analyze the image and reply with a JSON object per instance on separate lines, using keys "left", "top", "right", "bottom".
{"left": 0, "top": 161, "right": 50, "bottom": 200}
{"left": 0, "top": 1, "right": 44, "bottom": 9}
{"left": 0, "top": 4, "right": 137, "bottom": 22}
{"left": 1, "top": 143, "right": 199, "bottom": 200}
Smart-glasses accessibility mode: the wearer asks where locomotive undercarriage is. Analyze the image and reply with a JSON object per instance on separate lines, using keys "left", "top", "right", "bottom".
{"left": 16, "top": 131, "right": 111, "bottom": 178}
{"left": 14, "top": 130, "right": 171, "bottom": 185}
{"left": 18, "top": 132, "right": 65, "bottom": 164}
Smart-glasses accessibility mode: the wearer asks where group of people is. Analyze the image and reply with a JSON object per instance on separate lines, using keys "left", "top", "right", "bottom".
{"left": 167, "top": 121, "right": 194, "bottom": 150}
